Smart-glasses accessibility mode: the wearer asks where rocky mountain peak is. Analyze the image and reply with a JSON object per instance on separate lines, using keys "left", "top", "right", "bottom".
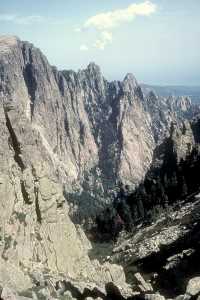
{"left": 176, "top": 96, "right": 192, "bottom": 111}
{"left": 83, "top": 62, "right": 104, "bottom": 85}
{"left": 86, "top": 62, "right": 102, "bottom": 74}
{"left": 0, "top": 35, "right": 200, "bottom": 299}
{"left": 0, "top": 36, "right": 196, "bottom": 218}
{"left": 147, "top": 90, "right": 158, "bottom": 102}
{"left": 123, "top": 73, "right": 138, "bottom": 92}
{"left": 76, "top": 62, "right": 106, "bottom": 97}
{"left": 0, "top": 35, "right": 19, "bottom": 53}
{"left": 170, "top": 119, "right": 195, "bottom": 161}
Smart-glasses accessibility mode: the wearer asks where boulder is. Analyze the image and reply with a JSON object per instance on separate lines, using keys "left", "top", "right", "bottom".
{"left": 1, "top": 287, "right": 32, "bottom": 300}
{"left": 134, "top": 273, "right": 153, "bottom": 292}
{"left": 145, "top": 293, "right": 165, "bottom": 300}
{"left": 186, "top": 277, "right": 200, "bottom": 296}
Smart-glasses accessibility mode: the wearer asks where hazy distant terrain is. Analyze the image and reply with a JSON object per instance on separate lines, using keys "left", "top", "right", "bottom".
{"left": 141, "top": 84, "right": 200, "bottom": 104}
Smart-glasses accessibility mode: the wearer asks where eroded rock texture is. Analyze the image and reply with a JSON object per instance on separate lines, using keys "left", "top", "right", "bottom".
{"left": 0, "top": 35, "right": 199, "bottom": 297}
{"left": 1, "top": 36, "right": 196, "bottom": 220}
{"left": 0, "top": 36, "right": 130, "bottom": 293}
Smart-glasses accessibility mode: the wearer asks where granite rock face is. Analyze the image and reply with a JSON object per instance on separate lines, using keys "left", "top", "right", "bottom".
{"left": 111, "top": 196, "right": 200, "bottom": 298}
{"left": 0, "top": 36, "right": 157, "bottom": 218}
{"left": 0, "top": 35, "right": 198, "bottom": 296}
{"left": 170, "top": 120, "right": 195, "bottom": 162}
{"left": 0, "top": 36, "right": 195, "bottom": 219}
{"left": 0, "top": 36, "right": 130, "bottom": 293}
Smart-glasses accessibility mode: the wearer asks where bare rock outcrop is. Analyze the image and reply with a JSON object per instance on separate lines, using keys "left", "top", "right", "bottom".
{"left": 0, "top": 36, "right": 158, "bottom": 218}
{"left": 1, "top": 36, "right": 196, "bottom": 220}
{"left": 0, "top": 35, "right": 198, "bottom": 296}
{"left": 0, "top": 36, "right": 130, "bottom": 293}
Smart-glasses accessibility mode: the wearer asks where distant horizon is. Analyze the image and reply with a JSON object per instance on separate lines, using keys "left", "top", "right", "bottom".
{"left": 140, "top": 83, "right": 200, "bottom": 88}
{"left": 2, "top": 34, "right": 200, "bottom": 88}
{"left": 0, "top": 0, "right": 199, "bottom": 86}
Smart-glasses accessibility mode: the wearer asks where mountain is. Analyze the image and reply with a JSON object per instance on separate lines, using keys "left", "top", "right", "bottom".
{"left": 0, "top": 36, "right": 132, "bottom": 296}
{"left": 141, "top": 84, "right": 200, "bottom": 104}
{"left": 0, "top": 35, "right": 200, "bottom": 299}
{"left": 0, "top": 35, "right": 161, "bottom": 220}
{"left": 95, "top": 114, "right": 200, "bottom": 298}
{"left": 0, "top": 36, "right": 156, "bottom": 218}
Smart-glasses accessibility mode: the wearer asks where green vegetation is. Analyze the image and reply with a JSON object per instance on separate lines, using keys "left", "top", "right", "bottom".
{"left": 95, "top": 144, "right": 200, "bottom": 240}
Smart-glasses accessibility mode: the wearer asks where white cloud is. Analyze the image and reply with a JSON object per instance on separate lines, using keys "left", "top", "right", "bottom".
{"left": 80, "top": 44, "right": 89, "bottom": 51}
{"left": 76, "top": 1, "right": 156, "bottom": 50}
{"left": 74, "top": 27, "right": 82, "bottom": 33}
{"left": 94, "top": 31, "right": 113, "bottom": 50}
{"left": 84, "top": 1, "right": 156, "bottom": 31}
{"left": 0, "top": 14, "right": 60, "bottom": 25}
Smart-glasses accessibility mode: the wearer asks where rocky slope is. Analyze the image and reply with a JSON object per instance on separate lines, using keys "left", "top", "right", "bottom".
{"left": 91, "top": 119, "right": 200, "bottom": 299}
{"left": 0, "top": 36, "right": 196, "bottom": 220}
{"left": 0, "top": 36, "right": 133, "bottom": 296}
{"left": 0, "top": 36, "right": 158, "bottom": 219}
{"left": 96, "top": 116, "right": 200, "bottom": 235}
{"left": 111, "top": 195, "right": 200, "bottom": 298}
{"left": 141, "top": 84, "right": 200, "bottom": 105}
{"left": 0, "top": 35, "right": 200, "bottom": 299}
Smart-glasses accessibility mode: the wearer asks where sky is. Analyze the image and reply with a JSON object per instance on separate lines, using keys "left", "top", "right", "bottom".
{"left": 0, "top": 0, "right": 200, "bottom": 85}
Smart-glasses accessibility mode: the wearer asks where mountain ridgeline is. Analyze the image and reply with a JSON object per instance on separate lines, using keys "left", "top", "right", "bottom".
{"left": 96, "top": 119, "right": 200, "bottom": 239}
{"left": 141, "top": 84, "right": 200, "bottom": 104}
{"left": 0, "top": 36, "right": 198, "bottom": 220}
{"left": 0, "top": 36, "right": 200, "bottom": 298}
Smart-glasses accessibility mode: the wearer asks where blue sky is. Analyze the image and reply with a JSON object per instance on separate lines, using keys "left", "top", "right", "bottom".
{"left": 0, "top": 0, "right": 200, "bottom": 85}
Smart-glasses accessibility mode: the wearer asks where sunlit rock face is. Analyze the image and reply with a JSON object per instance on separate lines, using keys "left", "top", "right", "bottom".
{"left": 0, "top": 36, "right": 157, "bottom": 218}
{"left": 2, "top": 35, "right": 198, "bottom": 217}
{"left": 0, "top": 35, "right": 199, "bottom": 296}
{"left": 0, "top": 36, "right": 197, "bottom": 219}
{"left": 0, "top": 36, "right": 131, "bottom": 292}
